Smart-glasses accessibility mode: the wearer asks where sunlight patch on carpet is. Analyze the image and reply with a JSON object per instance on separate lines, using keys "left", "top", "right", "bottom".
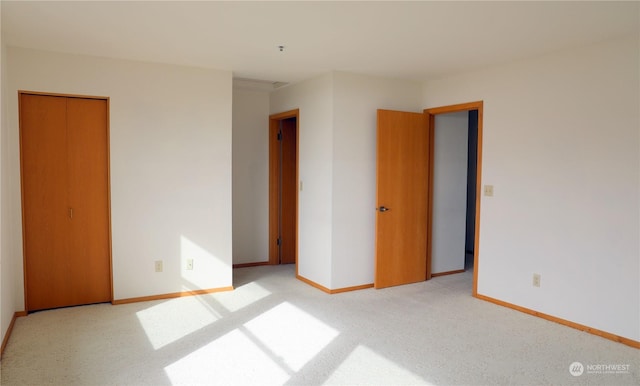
{"left": 136, "top": 297, "right": 220, "bottom": 349}
{"left": 214, "top": 281, "right": 271, "bottom": 312}
{"left": 324, "top": 345, "right": 432, "bottom": 385}
{"left": 164, "top": 329, "right": 289, "bottom": 385}
{"left": 243, "top": 302, "right": 339, "bottom": 372}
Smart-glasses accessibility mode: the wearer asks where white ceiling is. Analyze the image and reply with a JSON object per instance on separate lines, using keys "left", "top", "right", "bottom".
{"left": 2, "top": 1, "right": 638, "bottom": 85}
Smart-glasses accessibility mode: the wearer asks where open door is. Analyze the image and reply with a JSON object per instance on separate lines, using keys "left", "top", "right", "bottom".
{"left": 374, "top": 110, "right": 429, "bottom": 288}
{"left": 279, "top": 117, "right": 297, "bottom": 264}
{"left": 269, "top": 109, "right": 299, "bottom": 266}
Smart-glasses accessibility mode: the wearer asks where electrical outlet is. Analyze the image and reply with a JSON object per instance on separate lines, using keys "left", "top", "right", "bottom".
{"left": 155, "top": 260, "right": 163, "bottom": 273}
{"left": 186, "top": 259, "right": 194, "bottom": 270}
{"left": 533, "top": 273, "right": 541, "bottom": 287}
{"left": 484, "top": 185, "right": 494, "bottom": 197}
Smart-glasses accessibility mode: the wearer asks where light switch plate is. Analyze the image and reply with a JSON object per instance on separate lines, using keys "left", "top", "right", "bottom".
{"left": 484, "top": 185, "right": 494, "bottom": 196}
{"left": 533, "top": 273, "right": 541, "bottom": 287}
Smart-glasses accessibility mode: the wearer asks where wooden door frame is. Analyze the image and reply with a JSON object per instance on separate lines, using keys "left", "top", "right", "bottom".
{"left": 18, "top": 90, "right": 114, "bottom": 311}
{"left": 268, "top": 109, "right": 299, "bottom": 270}
{"left": 424, "top": 101, "right": 483, "bottom": 296}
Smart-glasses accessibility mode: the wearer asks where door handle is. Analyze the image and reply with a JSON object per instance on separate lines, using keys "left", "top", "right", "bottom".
{"left": 377, "top": 206, "right": 390, "bottom": 212}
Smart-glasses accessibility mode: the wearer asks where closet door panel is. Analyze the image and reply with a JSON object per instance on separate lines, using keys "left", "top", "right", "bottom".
{"left": 20, "top": 94, "right": 72, "bottom": 310}
{"left": 66, "top": 97, "right": 111, "bottom": 304}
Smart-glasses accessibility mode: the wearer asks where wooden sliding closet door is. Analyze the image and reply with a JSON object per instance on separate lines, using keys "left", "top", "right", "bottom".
{"left": 20, "top": 93, "right": 111, "bottom": 311}
{"left": 21, "top": 95, "right": 70, "bottom": 310}
{"left": 66, "top": 98, "right": 111, "bottom": 305}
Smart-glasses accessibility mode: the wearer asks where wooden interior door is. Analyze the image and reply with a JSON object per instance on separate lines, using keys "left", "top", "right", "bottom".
{"left": 374, "top": 109, "right": 429, "bottom": 289}
{"left": 20, "top": 93, "right": 111, "bottom": 311}
{"left": 21, "top": 94, "right": 71, "bottom": 310}
{"left": 280, "top": 118, "right": 297, "bottom": 264}
{"left": 66, "top": 98, "right": 112, "bottom": 305}
{"left": 269, "top": 110, "right": 299, "bottom": 266}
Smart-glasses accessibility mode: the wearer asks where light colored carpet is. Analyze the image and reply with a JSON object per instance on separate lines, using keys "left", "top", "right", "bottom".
{"left": 1, "top": 265, "right": 638, "bottom": 385}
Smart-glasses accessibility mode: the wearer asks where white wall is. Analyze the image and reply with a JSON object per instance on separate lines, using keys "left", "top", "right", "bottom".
{"left": 423, "top": 36, "right": 640, "bottom": 341}
{"left": 331, "top": 72, "right": 423, "bottom": 288}
{"left": 270, "top": 74, "right": 334, "bottom": 288}
{"left": 270, "top": 72, "right": 423, "bottom": 290}
{"left": 432, "top": 112, "right": 468, "bottom": 274}
{"left": 232, "top": 88, "right": 269, "bottom": 265}
{"left": 6, "top": 47, "right": 233, "bottom": 301}
{"left": 0, "top": 12, "right": 16, "bottom": 347}
{"left": 0, "top": 23, "right": 24, "bottom": 349}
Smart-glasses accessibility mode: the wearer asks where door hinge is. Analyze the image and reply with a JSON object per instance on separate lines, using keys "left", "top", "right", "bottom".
{"left": 277, "top": 131, "right": 282, "bottom": 141}
{"left": 277, "top": 238, "right": 281, "bottom": 246}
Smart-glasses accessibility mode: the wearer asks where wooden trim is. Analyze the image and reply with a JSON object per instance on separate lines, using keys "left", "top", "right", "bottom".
{"left": 424, "top": 101, "right": 483, "bottom": 297}
{"left": 297, "top": 275, "right": 332, "bottom": 294}
{"left": 297, "top": 274, "right": 373, "bottom": 294}
{"left": 269, "top": 109, "right": 299, "bottom": 121}
{"left": 473, "top": 104, "right": 484, "bottom": 297}
{"left": 268, "top": 109, "right": 300, "bottom": 268}
{"left": 431, "top": 269, "right": 465, "bottom": 277}
{"left": 106, "top": 98, "right": 114, "bottom": 304}
{"left": 18, "top": 90, "right": 109, "bottom": 100}
{"left": 18, "top": 92, "right": 28, "bottom": 311}
{"left": 476, "top": 294, "right": 640, "bottom": 349}
{"left": 329, "top": 283, "right": 374, "bottom": 294}
{"left": 425, "top": 115, "right": 435, "bottom": 280}
{"left": 425, "top": 101, "right": 483, "bottom": 116}
{"left": 295, "top": 116, "right": 300, "bottom": 277}
{"left": 112, "top": 286, "right": 234, "bottom": 305}
{"left": 233, "top": 261, "right": 270, "bottom": 268}
{"left": 1, "top": 311, "right": 27, "bottom": 358}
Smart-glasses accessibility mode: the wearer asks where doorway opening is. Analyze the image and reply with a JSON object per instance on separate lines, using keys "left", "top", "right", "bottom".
{"left": 425, "top": 102, "right": 483, "bottom": 296}
{"left": 268, "top": 109, "right": 299, "bottom": 268}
